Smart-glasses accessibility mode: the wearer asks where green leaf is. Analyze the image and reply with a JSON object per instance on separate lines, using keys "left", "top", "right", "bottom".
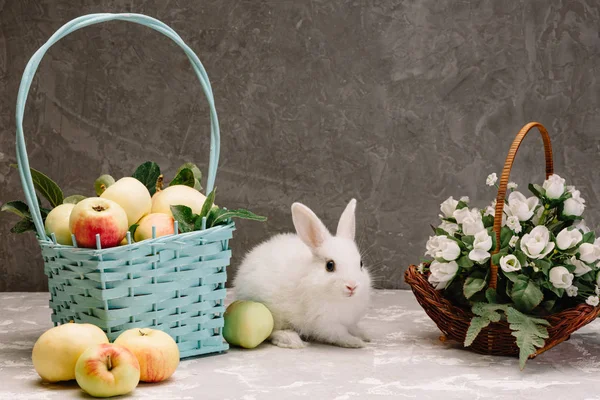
{"left": 485, "top": 288, "right": 498, "bottom": 303}
{"left": 506, "top": 307, "right": 549, "bottom": 370}
{"left": 457, "top": 255, "right": 474, "bottom": 269}
{"left": 200, "top": 188, "right": 216, "bottom": 219}
{"left": 464, "top": 272, "right": 487, "bottom": 299}
{"left": 482, "top": 215, "right": 494, "bottom": 228}
{"left": 170, "top": 205, "right": 197, "bottom": 233}
{"left": 11, "top": 164, "right": 63, "bottom": 207}
{"left": 63, "top": 195, "right": 86, "bottom": 204}
{"left": 1, "top": 201, "right": 31, "bottom": 219}
{"left": 513, "top": 250, "right": 528, "bottom": 267}
{"left": 10, "top": 218, "right": 36, "bottom": 233}
{"left": 500, "top": 227, "right": 513, "bottom": 248}
{"left": 491, "top": 249, "right": 508, "bottom": 266}
{"left": 582, "top": 231, "right": 595, "bottom": 244}
{"left": 533, "top": 259, "right": 552, "bottom": 275}
{"left": 194, "top": 215, "right": 207, "bottom": 231}
{"left": 456, "top": 201, "right": 469, "bottom": 210}
{"left": 503, "top": 271, "right": 520, "bottom": 283}
{"left": 462, "top": 235, "right": 475, "bottom": 247}
{"left": 177, "top": 162, "right": 202, "bottom": 190}
{"left": 128, "top": 224, "right": 139, "bottom": 239}
{"left": 209, "top": 208, "right": 267, "bottom": 228}
{"left": 132, "top": 161, "right": 161, "bottom": 196}
{"left": 464, "top": 303, "right": 507, "bottom": 347}
{"left": 528, "top": 183, "right": 545, "bottom": 198}
{"left": 435, "top": 228, "right": 449, "bottom": 236}
{"left": 511, "top": 277, "right": 544, "bottom": 313}
{"left": 169, "top": 167, "right": 196, "bottom": 188}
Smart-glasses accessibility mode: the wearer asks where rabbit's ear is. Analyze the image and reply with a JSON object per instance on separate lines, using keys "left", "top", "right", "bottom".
{"left": 292, "top": 202, "right": 330, "bottom": 249}
{"left": 336, "top": 199, "right": 356, "bottom": 240}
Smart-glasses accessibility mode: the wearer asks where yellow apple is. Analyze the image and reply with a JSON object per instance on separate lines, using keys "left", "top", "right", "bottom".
{"left": 114, "top": 328, "right": 180, "bottom": 383}
{"left": 69, "top": 197, "right": 128, "bottom": 248}
{"left": 223, "top": 301, "right": 274, "bottom": 349}
{"left": 134, "top": 213, "right": 175, "bottom": 242}
{"left": 101, "top": 177, "right": 152, "bottom": 226}
{"left": 151, "top": 185, "right": 207, "bottom": 217}
{"left": 44, "top": 203, "right": 75, "bottom": 245}
{"left": 75, "top": 343, "right": 140, "bottom": 397}
{"left": 32, "top": 323, "right": 109, "bottom": 382}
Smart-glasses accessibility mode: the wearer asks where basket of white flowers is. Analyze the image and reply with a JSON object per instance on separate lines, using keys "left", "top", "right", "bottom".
{"left": 405, "top": 122, "right": 600, "bottom": 369}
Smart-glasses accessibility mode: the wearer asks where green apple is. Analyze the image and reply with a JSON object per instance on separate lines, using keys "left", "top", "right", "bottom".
{"left": 44, "top": 203, "right": 75, "bottom": 245}
{"left": 75, "top": 343, "right": 140, "bottom": 397}
{"left": 223, "top": 300, "right": 274, "bottom": 349}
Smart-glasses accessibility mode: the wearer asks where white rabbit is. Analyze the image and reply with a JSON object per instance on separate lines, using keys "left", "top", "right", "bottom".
{"left": 233, "top": 199, "right": 371, "bottom": 349}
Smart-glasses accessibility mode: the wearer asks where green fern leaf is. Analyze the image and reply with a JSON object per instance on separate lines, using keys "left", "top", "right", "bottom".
{"left": 465, "top": 303, "right": 507, "bottom": 347}
{"left": 506, "top": 307, "right": 549, "bottom": 370}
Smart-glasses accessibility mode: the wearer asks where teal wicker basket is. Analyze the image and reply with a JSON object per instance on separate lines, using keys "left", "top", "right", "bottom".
{"left": 15, "top": 13, "right": 232, "bottom": 358}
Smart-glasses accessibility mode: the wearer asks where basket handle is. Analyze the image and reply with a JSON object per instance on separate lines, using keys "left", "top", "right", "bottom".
{"left": 489, "top": 122, "right": 554, "bottom": 289}
{"left": 15, "top": 13, "right": 221, "bottom": 240}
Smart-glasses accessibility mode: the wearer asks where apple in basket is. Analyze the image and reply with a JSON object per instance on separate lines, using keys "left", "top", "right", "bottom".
{"left": 100, "top": 176, "right": 152, "bottom": 226}
{"left": 44, "top": 203, "right": 75, "bottom": 245}
{"left": 134, "top": 213, "right": 175, "bottom": 242}
{"left": 75, "top": 343, "right": 140, "bottom": 397}
{"left": 114, "top": 328, "right": 180, "bottom": 382}
{"left": 69, "top": 197, "right": 128, "bottom": 248}
{"left": 151, "top": 184, "right": 208, "bottom": 216}
{"left": 32, "top": 323, "right": 109, "bottom": 382}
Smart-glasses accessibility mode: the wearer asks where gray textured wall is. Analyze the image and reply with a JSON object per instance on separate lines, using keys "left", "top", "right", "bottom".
{"left": 1, "top": 0, "right": 599, "bottom": 291}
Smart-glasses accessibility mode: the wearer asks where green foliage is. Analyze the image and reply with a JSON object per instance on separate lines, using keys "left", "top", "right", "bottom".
{"left": 463, "top": 271, "right": 487, "bottom": 299}
{"left": 1, "top": 201, "right": 31, "bottom": 219}
{"left": 456, "top": 255, "right": 474, "bottom": 269}
{"left": 63, "top": 195, "right": 86, "bottom": 204}
{"left": 11, "top": 164, "right": 63, "bottom": 207}
{"left": 132, "top": 161, "right": 161, "bottom": 196}
{"left": 170, "top": 205, "right": 196, "bottom": 233}
{"left": 464, "top": 303, "right": 506, "bottom": 347}
{"left": 10, "top": 218, "right": 36, "bottom": 233}
{"left": 169, "top": 167, "right": 196, "bottom": 188}
{"left": 176, "top": 162, "right": 202, "bottom": 191}
{"left": 510, "top": 277, "right": 544, "bottom": 313}
{"left": 506, "top": 307, "right": 550, "bottom": 370}
{"left": 200, "top": 188, "right": 216, "bottom": 219}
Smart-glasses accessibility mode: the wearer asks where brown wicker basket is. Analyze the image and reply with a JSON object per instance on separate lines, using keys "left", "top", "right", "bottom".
{"left": 405, "top": 122, "right": 600, "bottom": 358}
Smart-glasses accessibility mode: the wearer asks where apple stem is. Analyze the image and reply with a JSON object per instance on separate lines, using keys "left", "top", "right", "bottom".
{"left": 107, "top": 355, "right": 112, "bottom": 371}
{"left": 92, "top": 205, "right": 106, "bottom": 212}
{"left": 155, "top": 175, "right": 164, "bottom": 192}
{"left": 139, "top": 329, "right": 147, "bottom": 336}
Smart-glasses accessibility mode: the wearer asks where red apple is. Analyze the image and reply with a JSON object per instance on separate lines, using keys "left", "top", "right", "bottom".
{"left": 114, "top": 328, "right": 180, "bottom": 382}
{"left": 134, "top": 213, "right": 175, "bottom": 242}
{"left": 75, "top": 343, "right": 140, "bottom": 397}
{"left": 69, "top": 197, "right": 128, "bottom": 248}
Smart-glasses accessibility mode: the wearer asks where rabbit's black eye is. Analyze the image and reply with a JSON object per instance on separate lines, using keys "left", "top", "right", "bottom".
{"left": 360, "top": 260, "right": 364, "bottom": 270}
{"left": 326, "top": 260, "right": 335, "bottom": 272}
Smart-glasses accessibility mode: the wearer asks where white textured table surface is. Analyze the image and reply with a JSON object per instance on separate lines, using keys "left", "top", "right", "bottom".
{"left": 1, "top": 291, "right": 600, "bottom": 400}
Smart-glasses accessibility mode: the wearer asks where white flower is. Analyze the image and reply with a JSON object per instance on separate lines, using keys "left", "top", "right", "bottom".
{"left": 417, "top": 263, "right": 425, "bottom": 274}
{"left": 586, "top": 296, "right": 599, "bottom": 307}
{"left": 486, "top": 173, "right": 498, "bottom": 186}
{"left": 563, "top": 197, "right": 585, "bottom": 217}
{"left": 468, "top": 230, "right": 493, "bottom": 263}
{"left": 574, "top": 219, "right": 591, "bottom": 234}
{"left": 569, "top": 256, "right": 592, "bottom": 277}
{"left": 509, "top": 236, "right": 518, "bottom": 247}
{"left": 500, "top": 254, "right": 522, "bottom": 273}
{"left": 566, "top": 285, "right": 579, "bottom": 297}
{"left": 460, "top": 196, "right": 470, "bottom": 203}
{"left": 556, "top": 228, "right": 583, "bottom": 250}
{"left": 425, "top": 236, "right": 461, "bottom": 261}
{"left": 542, "top": 174, "right": 566, "bottom": 199}
{"left": 506, "top": 216, "right": 522, "bottom": 233}
{"left": 549, "top": 266, "right": 574, "bottom": 289}
{"left": 462, "top": 210, "right": 485, "bottom": 236}
{"left": 578, "top": 241, "right": 600, "bottom": 263}
{"left": 428, "top": 260, "right": 459, "bottom": 290}
{"left": 438, "top": 221, "right": 459, "bottom": 236}
{"left": 440, "top": 196, "right": 459, "bottom": 218}
{"left": 505, "top": 191, "right": 539, "bottom": 221}
{"left": 453, "top": 207, "right": 472, "bottom": 224}
{"left": 520, "top": 226, "right": 555, "bottom": 259}
{"left": 507, "top": 182, "right": 518, "bottom": 190}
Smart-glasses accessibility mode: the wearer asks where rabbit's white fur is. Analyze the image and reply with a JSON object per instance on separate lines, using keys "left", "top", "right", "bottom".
{"left": 233, "top": 199, "right": 371, "bottom": 349}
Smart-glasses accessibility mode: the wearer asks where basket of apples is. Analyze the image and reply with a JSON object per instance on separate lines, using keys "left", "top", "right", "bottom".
{"left": 5, "top": 13, "right": 265, "bottom": 360}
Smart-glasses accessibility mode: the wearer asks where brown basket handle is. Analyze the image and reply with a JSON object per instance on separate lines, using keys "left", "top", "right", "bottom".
{"left": 489, "top": 122, "right": 554, "bottom": 289}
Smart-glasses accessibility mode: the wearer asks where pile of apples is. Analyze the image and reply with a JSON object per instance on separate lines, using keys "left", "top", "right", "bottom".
{"left": 45, "top": 175, "right": 207, "bottom": 248}
{"left": 32, "top": 323, "right": 180, "bottom": 397}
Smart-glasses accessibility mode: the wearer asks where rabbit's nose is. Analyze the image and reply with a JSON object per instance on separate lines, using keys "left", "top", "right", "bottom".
{"left": 345, "top": 282, "right": 358, "bottom": 292}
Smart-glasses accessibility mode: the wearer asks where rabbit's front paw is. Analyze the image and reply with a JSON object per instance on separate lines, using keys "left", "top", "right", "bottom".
{"left": 336, "top": 336, "right": 366, "bottom": 348}
{"left": 270, "top": 330, "right": 306, "bottom": 349}
{"left": 349, "top": 325, "right": 371, "bottom": 342}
